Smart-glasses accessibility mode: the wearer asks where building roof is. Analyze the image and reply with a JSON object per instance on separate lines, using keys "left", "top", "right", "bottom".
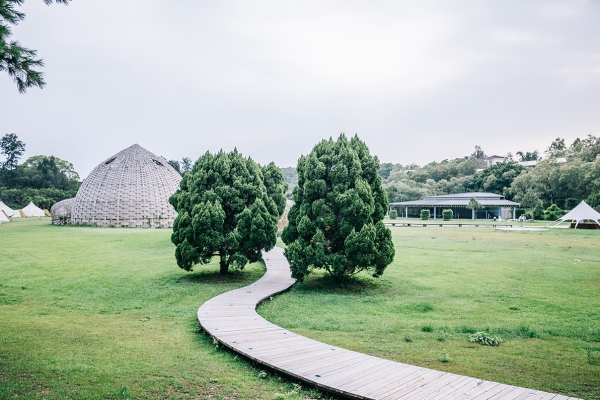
{"left": 558, "top": 201, "right": 600, "bottom": 223}
{"left": 390, "top": 192, "right": 519, "bottom": 207}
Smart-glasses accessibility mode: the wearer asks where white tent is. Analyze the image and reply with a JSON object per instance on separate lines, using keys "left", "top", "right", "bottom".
{"left": 553, "top": 201, "right": 600, "bottom": 228}
{"left": 0, "top": 201, "right": 19, "bottom": 218}
{"left": 21, "top": 202, "right": 46, "bottom": 217}
{"left": 0, "top": 209, "right": 9, "bottom": 223}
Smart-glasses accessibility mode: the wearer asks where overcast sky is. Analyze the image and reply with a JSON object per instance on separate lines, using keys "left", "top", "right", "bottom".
{"left": 1, "top": 0, "right": 599, "bottom": 177}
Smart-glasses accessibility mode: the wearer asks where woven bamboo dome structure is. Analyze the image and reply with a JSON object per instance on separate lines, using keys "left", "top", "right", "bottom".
{"left": 66, "top": 144, "right": 182, "bottom": 228}
{"left": 50, "top": 198, "right": 74, "bottom": 225}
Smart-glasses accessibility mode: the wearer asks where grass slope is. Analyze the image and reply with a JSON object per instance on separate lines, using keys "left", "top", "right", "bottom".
{"left": 260, "top": 227, "right": 600, "bottom": 400}
{"left": 0, "top": 219, "right": 320, "bottom": 400}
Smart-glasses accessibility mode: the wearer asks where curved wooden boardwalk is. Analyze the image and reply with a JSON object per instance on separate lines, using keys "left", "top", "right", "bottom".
{"left": 198, "top": 247, "right": 578, "bottom": 400}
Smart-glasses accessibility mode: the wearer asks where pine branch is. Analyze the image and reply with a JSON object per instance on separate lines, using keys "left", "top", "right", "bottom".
{"left": 0, "top": 38, "right": 45, "bottom": 92}
{"left": 0, "top": 0, "right": 70, "bottom": 93}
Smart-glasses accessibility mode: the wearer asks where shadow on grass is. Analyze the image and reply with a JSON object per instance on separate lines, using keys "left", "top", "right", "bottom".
{"left": 294, "top": 272, "right": 389, "bottom": 295}
{"left": 180, "top": 266, "right": 265, "bottom": 285}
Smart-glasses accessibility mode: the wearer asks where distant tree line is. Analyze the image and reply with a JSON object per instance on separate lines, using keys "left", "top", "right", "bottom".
{"left": 0, "top": 133, "right": 81, "bottom": 209}
{"left": 379, "top": 136, "right": 600, "bottom": 212}
{"left": 279, "top": 135, "right": 600, "bottom": 213}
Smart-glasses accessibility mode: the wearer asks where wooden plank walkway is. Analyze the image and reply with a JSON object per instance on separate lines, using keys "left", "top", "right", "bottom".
{"left": 198, "top": 247, "right": 578, "bottom": 400}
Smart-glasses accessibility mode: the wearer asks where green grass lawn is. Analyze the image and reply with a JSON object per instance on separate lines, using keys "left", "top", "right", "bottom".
{"left": 2, "top": 219, "right": 599, "bottom": 399}
{"left": 0, "top": 219, "right": 321, "bottom": 400}
{"left": 260, "top": 226, "right": 600, "bottom": 400}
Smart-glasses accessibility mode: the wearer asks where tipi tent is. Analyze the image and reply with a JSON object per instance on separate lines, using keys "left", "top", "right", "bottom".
{"left": 21, "top": 202, "right": 46, "bottom": 217}
{"left": 0, "top": 209, "right": 9, "bottom": 223}
{"left": 0, "top": 201, "right": 18, "bottom": 218}
{"left": 553, "top": 201, "right": 600, "bottom": 228}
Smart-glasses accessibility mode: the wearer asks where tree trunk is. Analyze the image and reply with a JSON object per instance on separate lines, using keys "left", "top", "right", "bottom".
{"left": 219, "top": 251, "right": 228, "bottom": 275}
{"left": 219, "top": 261, "right": 228, "bottom": 275}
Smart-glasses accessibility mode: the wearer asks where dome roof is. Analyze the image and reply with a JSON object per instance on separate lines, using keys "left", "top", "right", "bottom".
{"left": 50, "top": 198, "right": 74, "bottom": 225}
{"left": 70, "top": 144, "right": 182, "bottom": 228}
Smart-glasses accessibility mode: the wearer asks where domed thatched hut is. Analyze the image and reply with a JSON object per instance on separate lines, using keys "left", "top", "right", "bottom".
{"left": 50, "top": 198, "right": 74, "bottom": 225}
{"left": 54, "top": 144, "right": 182, "bottom": 228}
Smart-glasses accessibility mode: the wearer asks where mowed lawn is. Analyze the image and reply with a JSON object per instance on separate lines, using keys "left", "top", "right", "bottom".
{"left": 0, "top": 219, "right": 321, "bottom": 400}
{"left": 262, "top": 226, "right": 600, "bottom": 400}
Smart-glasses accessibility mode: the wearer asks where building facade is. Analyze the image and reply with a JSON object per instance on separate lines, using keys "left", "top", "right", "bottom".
{"left": 390, "top": 192, "right": 520, "bottom": 220}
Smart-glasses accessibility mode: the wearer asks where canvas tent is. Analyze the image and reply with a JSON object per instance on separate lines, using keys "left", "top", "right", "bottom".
{"left": 0, "top": 209, "right": 9, "bottom": 223}
{"left": 550, "top": 201, "right": 600, "bottom": 228}
{"left": 21, "top": 202, "right": 46, "bottom": 217}
{"left": 0, "top": 201, "right": 19, "bottom": 218}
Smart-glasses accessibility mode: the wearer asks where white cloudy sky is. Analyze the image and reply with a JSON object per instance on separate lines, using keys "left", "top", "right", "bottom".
{"left": 1, "top": 0, "right": 600, "bottom": 177}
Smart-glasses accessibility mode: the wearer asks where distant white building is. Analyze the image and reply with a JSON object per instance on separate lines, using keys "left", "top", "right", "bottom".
{"left": 518, "top": 157, "right": 566, "bottom": 168}
{"left": 483, "top": 155, "right": 506, "bottom": 167}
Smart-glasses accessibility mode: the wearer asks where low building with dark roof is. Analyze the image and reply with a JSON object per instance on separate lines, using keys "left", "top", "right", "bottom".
{"left": 390, "top": 192, "right": 520, "bottom": 220}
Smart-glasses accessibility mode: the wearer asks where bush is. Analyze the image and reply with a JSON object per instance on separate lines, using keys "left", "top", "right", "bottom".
{"left": 587, "top": 192, "right": 600, "bottom": 209}
{"left": 442, "top": 209, "right": 453, "bottom": 220}
{"left": 469, "top": 331, "right": 501, "bottom": 346}
{"left": 420, "top": 209, "right": 430, "bottom": 220}
{"left": 389, "top": 209, "right": 397, "bottom": 219}
{"left": 533, "top": 205, "right": 544, "bottom": 220}
{"left": 515, "top": 208, "right": 528, "bottom": 218}
{"left": 544, "top": 204, "right": 563, "bottom": 221}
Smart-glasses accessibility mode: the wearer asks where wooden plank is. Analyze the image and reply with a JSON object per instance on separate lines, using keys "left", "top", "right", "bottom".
{"left": 348, "top": 362, "right": 419, "bottom": 395}
{"left": 196, "top": 247, "right": 581, "bottom": 400}
{"left": 377, "top": 369, "right": 447, "bottom": 399}
{"left": 400, "top": 374, "right": 472, "bottom": 400}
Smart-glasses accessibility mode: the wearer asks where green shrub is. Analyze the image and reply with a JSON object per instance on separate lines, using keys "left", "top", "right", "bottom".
{"left": 515, "top": 208, "right": 528, "bottom": 218}
{"left": 442, "top": 209, "right": 453, "bottom": 220}
{"left": 420, "top": 209, "right": 430, "bottom": 220}
{"left": 459, "top": 326, "right": 477, "bottom": 334}
{"left": 587, "top": 192, "right": 600, "bottom": 210}
{"left": 389, "top": 209, "right": 397, "bottom": 219}
{"left": 438, "top": 350, "right": 450, "bottom": 363}
{"left": 544, "top": 204, "right": 563, "bottom": 221}
{"left": 533, "top": 205, "right": 544, "bottom": 220}
{"left": 469, "top": 332, "right": 502, "bottom": 346}
{"left": 516, "top": 325, "right": 538, "bottom": 338}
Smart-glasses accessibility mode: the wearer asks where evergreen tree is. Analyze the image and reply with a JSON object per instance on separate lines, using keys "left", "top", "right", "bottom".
{"left": 261, "top": 162, "right": 288, "bottom": 216}
{"left": 169, "top": 149, "right": 278, "bottom": 274}
{"left": 181, "top": 157, "right": 192, "bottom": 174}
{"left": 282, "top": 134, "right": 394, "bottom": 282}
{"left": 167, "top": 160, "right": 182, "bottom": 175}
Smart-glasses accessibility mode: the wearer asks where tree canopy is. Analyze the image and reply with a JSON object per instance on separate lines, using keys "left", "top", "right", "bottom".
{"left": 282, "top": 134, "right": 395, "bottom": 282}
{"left": 261, "top": 162, "right": 288, "bottom": 216}
{"left": 0, "top": 133, "right": 25, "bottom": 170}
{"left": 0, "top": 0, "right": 69, "bottom": 93}
{"left": 0, "top": 134, "right": 81, "bottom": 209}
{"left": 169, "top": 149, "right": 280, "bottom": 274}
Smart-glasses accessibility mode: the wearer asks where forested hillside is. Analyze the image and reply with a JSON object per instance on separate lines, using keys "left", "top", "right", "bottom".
{"left": 0, "top": 134, "right": 81, "bottom": 209}
{"left": 282, "top": 135, "right": 600, "bottom": 212}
